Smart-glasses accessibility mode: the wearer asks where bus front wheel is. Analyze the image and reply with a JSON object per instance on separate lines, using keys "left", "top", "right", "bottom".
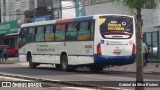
{"left": 27, "top": 54, "right": 37, "bottom": 68}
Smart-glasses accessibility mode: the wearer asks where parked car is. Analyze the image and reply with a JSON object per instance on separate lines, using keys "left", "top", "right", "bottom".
{"left": 0, "top": 45, "right": 18, "bottom": 57}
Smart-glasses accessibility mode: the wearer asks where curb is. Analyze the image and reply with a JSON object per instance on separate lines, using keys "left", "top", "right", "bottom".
{"left": 105, "top": 70, "right": 152, "bottom": 74}
{"left": 0, "top": 73, "right": 124, "bottom": 90}
{"left": 0, "top": 62, "right": 18, "bottom": 64}
{"left": 0, "top": 62, "right": 15, "bottom": 64}
{"left": 105, "top": 70, "right": 160, "bottom": 75}
{"left": 0, "top": 59, "right": 19, "bottom": 64}
{"left": 151, "top": 71, "right": 160, "bottom": 75}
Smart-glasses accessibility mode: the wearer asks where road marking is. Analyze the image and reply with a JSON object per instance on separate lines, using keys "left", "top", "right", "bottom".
{"left": 63, "top": 87, "right": 99, "bottom": 90}
{"left": 16, "top": 62, "right": 29, "bottom": 66}
{"left": 0, "top": 76, "right": 30, "bottom": 81}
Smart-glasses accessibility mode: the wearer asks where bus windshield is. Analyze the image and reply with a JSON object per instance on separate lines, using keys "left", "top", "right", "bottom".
{"left": 99, "top": 16, "right": 133, "bottom": 39}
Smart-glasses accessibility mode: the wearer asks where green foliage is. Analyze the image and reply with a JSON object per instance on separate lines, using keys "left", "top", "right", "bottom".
{"left": 113, "top": 0, "right": 159, "bottom": 9}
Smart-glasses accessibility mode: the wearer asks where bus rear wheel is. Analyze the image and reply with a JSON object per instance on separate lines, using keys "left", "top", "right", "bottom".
{"left": 61, "top": 54, "right": 77, "bottom": 71}
{"left": 61, "top": 55, "right": 69, "bottom": 71}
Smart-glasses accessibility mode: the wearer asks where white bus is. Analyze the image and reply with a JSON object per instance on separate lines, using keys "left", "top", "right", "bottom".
{"left": 19, "top": 14, "right": 136, "bottom": 72}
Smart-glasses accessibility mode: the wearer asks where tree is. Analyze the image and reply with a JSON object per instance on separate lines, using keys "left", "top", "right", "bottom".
{"left": 112, "top": 0, "right": 159, "bottom": 90}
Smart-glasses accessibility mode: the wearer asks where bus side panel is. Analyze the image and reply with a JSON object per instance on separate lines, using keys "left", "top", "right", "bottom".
{"left": 19, "top": 43, "right": 56, "bottom": 64}
{"left": 68, "top": 56, "right": 93, "bottom": 65}
{"left": 55, "top": 41, "right": 94, "bottom": 65}
{"left": 19, "top": 55, "right": 26, "bottom": 62}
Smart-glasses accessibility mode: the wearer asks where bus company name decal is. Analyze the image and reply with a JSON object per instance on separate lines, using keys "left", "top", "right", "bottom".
{"left": 37, "top": 48, "right": 55, "bottom": 52}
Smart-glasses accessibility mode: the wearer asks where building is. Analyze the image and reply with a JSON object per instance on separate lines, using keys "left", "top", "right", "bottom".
{"left": 0, "top": 0, "right": 30, "bottom": 48}
{"left": 24, "top": 0, "right": 62, "bottom": 23}
{"left": 0, "top": 0, "right": 66, "bottom": 47}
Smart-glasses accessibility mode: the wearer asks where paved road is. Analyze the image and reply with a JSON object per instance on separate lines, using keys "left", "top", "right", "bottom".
{"left": 0, "top": 61, "right": 160, "bottom": 90}
{"left": 0, "top": 76, "right": 97, "bottom": 90}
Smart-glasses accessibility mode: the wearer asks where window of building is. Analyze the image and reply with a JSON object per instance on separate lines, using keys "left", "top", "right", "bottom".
{"left": 16, "top": 9, "right": 21, "bottom": 20}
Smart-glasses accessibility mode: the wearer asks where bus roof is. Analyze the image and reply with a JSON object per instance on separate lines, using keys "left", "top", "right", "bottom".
{"left": 20, "top": 14, "right": 133, "bottom": 28}
{"left": 21, "top": 15, "right": 94, "bottom": 28}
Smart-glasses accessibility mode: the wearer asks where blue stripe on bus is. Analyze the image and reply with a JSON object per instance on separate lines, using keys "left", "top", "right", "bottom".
{"left": 74, "top": 16, "right": 93, "bottom": 22}
{"left": 94, "top": 54, "right": 136, "bottom": 65}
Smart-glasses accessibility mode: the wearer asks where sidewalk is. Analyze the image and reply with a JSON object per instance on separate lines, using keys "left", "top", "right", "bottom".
{"left": 105, "top": 62, "right": 160, "bottom": 74}
{"left": 0, "top": 57, "right": 19, "bottom": 64}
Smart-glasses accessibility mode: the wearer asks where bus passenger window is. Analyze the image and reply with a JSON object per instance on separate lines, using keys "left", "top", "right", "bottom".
{"left": 35, "top": 26, "right": 44, "bottom": 42}
{"left": 89, "top": 21, "right": 94, "bottom": 40}
{"left": 55, "top": 24, "right": 65, "bottom": 41}
{"left": 28, "top": 27, "right": 35, "bottom": 42}
{"left": 19, "top": 28, "right": 28, "bottom": 47}
{"left": 66, "top": 23, "right": 77, "bottom": 41}
{"left": 45, "top": 25, "right": 54, "bottom": 41}
{"left": 78, "top": 22, "right": 90, "bottom": 41}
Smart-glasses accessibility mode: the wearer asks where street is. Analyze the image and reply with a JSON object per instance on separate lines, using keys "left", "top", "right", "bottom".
{"left": 0, "top": 59, "right": 159, "bottom": 90}
{"left": 1, "top": 0, "right": 160, "bottom": 90}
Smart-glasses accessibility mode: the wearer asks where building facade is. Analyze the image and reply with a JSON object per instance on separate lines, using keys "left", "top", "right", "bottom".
{"left": 0, "top": 0, "right": 30, "bottom": 48}
{"left": 24, "top": 0, "right": 62, "bottom": 23}
{"left": 0, "top": 0, "right": 64, "bottom": 48}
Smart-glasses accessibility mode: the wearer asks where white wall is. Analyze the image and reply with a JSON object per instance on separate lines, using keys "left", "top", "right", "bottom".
{"left": 86, "top": 2, "right": 132, "bottom": 15}
{"left": 62, "top": 1, "right": 76, "bottom": 19}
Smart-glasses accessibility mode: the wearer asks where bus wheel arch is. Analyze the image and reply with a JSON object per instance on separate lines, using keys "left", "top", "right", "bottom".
{"left": 60, "top": 52, "right": 77, "bottom": 71}
{"left": 27, "top": 51, "right": 37, "bottom": 68}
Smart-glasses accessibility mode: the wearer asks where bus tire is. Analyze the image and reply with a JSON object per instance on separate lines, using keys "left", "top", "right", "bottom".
{"left": 61, "top": 55, "right": 69, "bottom": 71}
{"left": 90, "top": 64, "right": 104, "bottom": 72}
{"left": 27, "top": 54, "right": 36, "bottom": 69}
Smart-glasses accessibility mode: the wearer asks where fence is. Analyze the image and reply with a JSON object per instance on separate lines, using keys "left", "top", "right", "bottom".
{"left": 143, "top": 31, "right": 160, "bottom": 62}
